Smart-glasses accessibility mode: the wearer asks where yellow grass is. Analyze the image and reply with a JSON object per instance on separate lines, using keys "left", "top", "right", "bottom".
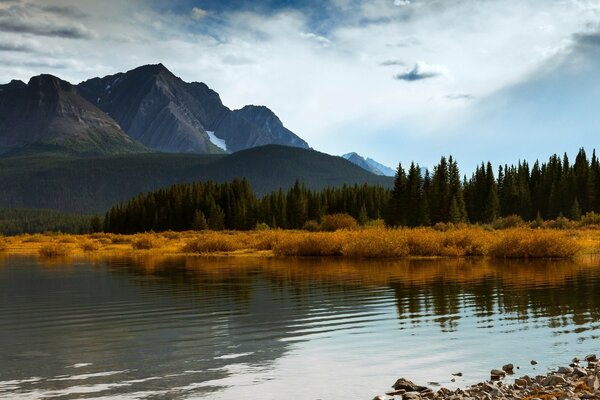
{"left": 0, "top": 226, "right": 595, "bottom": 260}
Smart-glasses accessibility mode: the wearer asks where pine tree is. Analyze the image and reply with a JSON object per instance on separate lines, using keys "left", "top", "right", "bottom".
{"left": 571, "top": 198, "right": 582, "bottom": 221}
{"left": 192, "top": 210, "right": 208, "bottom": 230}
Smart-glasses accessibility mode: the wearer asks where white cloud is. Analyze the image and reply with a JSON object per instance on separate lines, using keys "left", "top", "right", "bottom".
{"left": 1, "top": 0, "right": 600, "bottom": 168}
{"left": 190, "top": 7, "right": 207, "bottom": 21}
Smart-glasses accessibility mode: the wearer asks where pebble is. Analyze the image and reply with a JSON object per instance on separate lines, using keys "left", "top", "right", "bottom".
{"left": 379, "top": 355, "right": 600, "bottom": 400}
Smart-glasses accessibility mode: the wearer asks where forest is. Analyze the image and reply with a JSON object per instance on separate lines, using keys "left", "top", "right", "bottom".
{"left": 103, "top": 148, "right": 600, "bottom": 233}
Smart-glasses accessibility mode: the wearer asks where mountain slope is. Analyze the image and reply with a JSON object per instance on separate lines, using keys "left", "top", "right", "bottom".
{"left": 77, "top": 64, "right": 309, "bottom": 154}
{"left": 0, "top": 75, "right": 146, "bottom": 156}
{"left": 0, "top": 146, "right": 392, "bottom": 213}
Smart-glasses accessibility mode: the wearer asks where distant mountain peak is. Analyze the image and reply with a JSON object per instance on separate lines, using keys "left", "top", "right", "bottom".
{"left": 28, "top": 74, "right": 74, "bottom": 93}
{"left": 342, "top": 152, "right": 395, "bottom": 176}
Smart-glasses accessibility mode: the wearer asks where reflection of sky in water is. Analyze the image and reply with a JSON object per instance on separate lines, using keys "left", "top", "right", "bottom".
{"left": 0, "top": 256, "right": 599, "bottom": 399}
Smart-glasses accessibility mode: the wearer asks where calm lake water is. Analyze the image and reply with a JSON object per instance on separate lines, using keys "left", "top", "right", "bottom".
{"left": 1, "top": 255, "right": 600, "bottom": 399}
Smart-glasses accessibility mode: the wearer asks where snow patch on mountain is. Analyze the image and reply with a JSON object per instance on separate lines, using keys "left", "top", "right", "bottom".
{"left": 206, "top": 131, "right": 227, "bottom": 152}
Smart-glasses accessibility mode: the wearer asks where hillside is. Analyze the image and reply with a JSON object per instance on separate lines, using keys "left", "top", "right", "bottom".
{"left": 0, "top": 146, "right": 392, "bottom": 213}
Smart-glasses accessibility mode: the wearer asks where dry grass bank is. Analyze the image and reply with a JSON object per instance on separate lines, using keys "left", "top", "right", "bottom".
{"left": 0, "top": 226, "right": 597, "bottom": 260}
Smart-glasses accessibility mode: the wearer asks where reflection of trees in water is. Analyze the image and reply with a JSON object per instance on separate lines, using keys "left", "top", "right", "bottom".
{"left": 108, "top": 255, "right": 600, "bottom": 335}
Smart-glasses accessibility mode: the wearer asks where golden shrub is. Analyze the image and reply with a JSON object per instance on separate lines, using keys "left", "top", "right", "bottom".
{"left": 182, "top": 233, "right": 241, "bottom": 253}
{"left": 79, "top": 240, "right": 100, "bottom": 252}
{"left": 488, "top": 229, "right": 580, "bottom": 258}
{"left": 320, "top": 214, "right": 358, "bottom": 232}
{"left": 39, "top": 243, "right": 71, "bottom": 257}
{"left": 132, "top": 236, "right": 155, "bottom": 250}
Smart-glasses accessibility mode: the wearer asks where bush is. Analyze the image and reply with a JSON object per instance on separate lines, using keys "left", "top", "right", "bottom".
{"left": 341, "top": 230, "right": 409, "bottom": 257}
{"left": 0, "top": 237, "right": 7, "bottom": 252}
{"left": 492, "top": 215, "right": 525, "bottom": 230}
{"left": 580, "top": 212, "right": 600, "bottom": 227}
{"left": 39, "top": 243, "right": 71, "bottom": 257}
{"left": 255, "top": 222, "right": 270, "bottom": 231}
{"left": 110, "top": 235, "right": 132, "bottom": 244}
{"left": 273, "top": 232, "right": 344, "bottom": 256}
{"left": 320, "top": 214, "right": 358, "bottom": 232}
{"left": 132, "top": 236, "right": 155, "bottom": 250}
{"left": 488, "top": 229, "right": 580, "bottom": 258}
{"left": 182, "top": 233, "right": 241, "bottom": 253}
{"left": 79, "top": 240, "right": 100, "bottom": 252}
{"left": 302, "top": 220, "right": 321, "bottom": 232}
{"left": 545, "top": 216, "right": 573, "bottom": 230}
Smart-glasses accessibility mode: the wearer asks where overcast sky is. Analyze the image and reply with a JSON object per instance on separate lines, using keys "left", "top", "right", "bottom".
{"left": 1, "top": 0, "right": 599, "bottom": 171}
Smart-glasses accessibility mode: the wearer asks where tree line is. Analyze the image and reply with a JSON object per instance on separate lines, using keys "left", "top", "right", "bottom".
{"left": 386, "top": 148, "right": 600, "bottom": 226}
{"left": 103, "top": 180, "right": 389, "bottom": 233}
{"left": 103, "top": 148, "right": 600, "bottom": 233}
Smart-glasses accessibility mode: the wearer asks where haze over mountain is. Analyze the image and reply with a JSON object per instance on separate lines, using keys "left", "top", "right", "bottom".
{"left": 0, "top": 75, "right": 146, "bottom": 156}
{"left": 77, "top": 64, "right": 309, "bottom": 154}
{"left": 342, "top": 153, "right": 395, "bottom": 177}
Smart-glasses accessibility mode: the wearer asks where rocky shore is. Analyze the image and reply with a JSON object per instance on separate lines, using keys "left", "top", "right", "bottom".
{"left": 374, "top": 354, "right": 600, "bottom": 400}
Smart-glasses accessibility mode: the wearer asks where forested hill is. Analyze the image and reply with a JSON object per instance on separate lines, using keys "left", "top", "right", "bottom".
{"left": 0, "top": 145, "right": 393, "bottom": 214}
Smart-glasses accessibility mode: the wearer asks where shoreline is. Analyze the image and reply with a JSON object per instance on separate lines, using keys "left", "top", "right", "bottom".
{"left": 374, "top": 355, "right": 600, "bottom": 400}
{"left": 0, "top": 227, "right": 598, "bottom": 259}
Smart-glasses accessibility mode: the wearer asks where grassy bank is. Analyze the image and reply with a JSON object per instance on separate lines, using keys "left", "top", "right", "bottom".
{"left": 0, "top": 226, "right": 598, "bottom": 259}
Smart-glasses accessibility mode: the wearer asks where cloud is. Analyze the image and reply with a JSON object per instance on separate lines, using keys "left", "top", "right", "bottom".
{"left": 380, "top": 59, "right": 405, "bottom": 66}
{"left": 300, "top": 32, "right": 331, "bottom": 47}
{"left": 0, "top": 41, "right": 33, "bottom": 52}
{"left": 0, "top": 19, "right": 92, "bottom": 38}
{"left": 0, "top": 3, "right": 94, "bottom": 39}
{"left": 40, "top": 5, "right": 89, "bottom": 19}
{"left": 446, "top": 93, "right": 474, "bottom": 101}
{"left": 573, "top": 30, "right": 600, "bottom": 48}
{"left": 394, "top": 62, "right": 448, "bottom": 81}
{"left": 190, "top": 7, "right": 207, "bottom": 20}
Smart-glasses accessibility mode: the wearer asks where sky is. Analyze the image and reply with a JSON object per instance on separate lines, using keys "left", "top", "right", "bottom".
{"left": 1, "top": 0, "right": 599, "bottom": 172}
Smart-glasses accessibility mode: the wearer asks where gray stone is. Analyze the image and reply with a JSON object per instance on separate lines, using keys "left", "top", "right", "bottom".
{"left": 558, "top": 366, "right": 574, "bottom": 374}
{"left": 542, "top": 375, "right": 566, "bottom": 387}
{"left": 392, "top": 378, "right": 428, "bottom": 392}
{"left": 531, "top": 360, "right": 538, "bottom": 365}
{"left": 585, "top": 354, "right": 598, "bottom": 362}
{"left": 573, "top": 367, "right": 588, "bottom": 377}
{"left": 502, "top": 364, "right": 514, "bottom": 373}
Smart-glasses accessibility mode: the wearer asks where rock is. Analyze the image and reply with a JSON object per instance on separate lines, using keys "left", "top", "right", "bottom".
{"left": 531, "top": 360, "right": 539, "bottom": 365}
{"left": 515, "top": 378, "right": 528, "bottom": 386}
{"left": 451, "top": 378, "right": 456, "bottom": 382}
{"left": 558, "top": 366, "right": 574, "bottom": 374}
{"left": 452, "top": 372, "right": 463, "bottom": 377}
{"left": 392, "top": 378, "right": 428, "bottom": 392}
{"left": 402, "top": 392, "right": 421, "bottom": 400}
{"left": 585, "top": 354, "right": 598, "bottom": 362}
{"left": 503, "top": 364, "right": 514, "bottom": 373}
{"left": 542, "top": 375, "right": 567, "bottom": 387}
{"left": 386, "top": 389, "right": 405, "bottom": 396}
{"left": 573, "top": 367, "right": 588, "bottom": 377}
{"left": 586, "top": 375, "right": 600, "bottom": 391}
{"left": 372, "top": 396, "right": 387, "bottom": 400}
{"left": 573, "top": 357, "right": 581, "bottom": 364}
{"left": 491, "top": 369, "right": 506, "bottom": 377}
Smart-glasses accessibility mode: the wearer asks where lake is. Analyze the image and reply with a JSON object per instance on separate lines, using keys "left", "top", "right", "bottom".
{"left": 1, "top": 255, "right": 599, "bottom": 399}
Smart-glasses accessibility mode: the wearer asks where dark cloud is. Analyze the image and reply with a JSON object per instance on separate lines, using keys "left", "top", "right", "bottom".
{"left": 394, "top": 63, "right": 444, "bottom": 81}
{"left": 0, "top": 19, "right": 92, "bottom": 38}
{"left": 0, "top": 41, "right": 33, "bottom": 52}
{"left": 380, "top": 60, "right": 405, "bottom": 66}
{"left": 39, "top": 5, "right": 89, "bottom": 19}
{"left": 573, "top": 31, "right": 600, "bottom": 48}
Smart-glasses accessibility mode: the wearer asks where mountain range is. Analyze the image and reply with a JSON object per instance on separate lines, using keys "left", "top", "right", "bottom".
{"left": 0, "top": 64, "right": 394, "bottom": 213}
{"left": 0, "top": 64, "right": 308, "bottom": 156}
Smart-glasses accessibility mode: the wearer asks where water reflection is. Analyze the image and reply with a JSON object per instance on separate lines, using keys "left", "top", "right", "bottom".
{"left": 0, "top": 255, "right": 599, "bottom": 399}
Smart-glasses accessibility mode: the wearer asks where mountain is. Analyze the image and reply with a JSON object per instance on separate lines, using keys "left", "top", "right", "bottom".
{"left": 77, "top": 64, "right": 309, "bottom": 154}
{"left": 0, "top": 145, "right": 392, "bottom": 213}
{"left": 0, "top": 75, "right": 146, "bottom": 156}
{"left": 342, "top": 152, "right": 395, "bottom": 176}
